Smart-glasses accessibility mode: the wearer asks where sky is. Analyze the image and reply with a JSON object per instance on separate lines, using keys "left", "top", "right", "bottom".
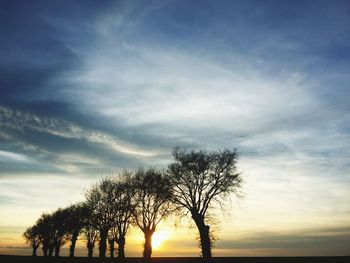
{"left": 0, "top": 0, "right": 350, "bottom": 257}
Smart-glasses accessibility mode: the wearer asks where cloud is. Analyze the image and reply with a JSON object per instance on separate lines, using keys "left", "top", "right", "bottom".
{"left": 67, "top": 46, "right": 314, "bottom": 131}
{"left": 0, "top": 105, "right": 168, "bottom": 177}
{"left": 0, "top": 150, "right": 32, "bottom": 164}
{"left": 60, "top": 31, "right": 350, "bottom": 185}
{"left": 216, "top": 226, "right": 350, "bottom": 256}
{"left": 0, "top": 105, "right": 160, "bottom": 157}
{"left": 0, "top": 0, "right": 349, "bottom": 256}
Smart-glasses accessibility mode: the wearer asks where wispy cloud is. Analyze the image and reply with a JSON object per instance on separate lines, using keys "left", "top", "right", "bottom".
{"left": 0, "top": 0, "right": 349, "bottom": 256}
{"left": 0, "top": 150, "right": 32, "bottom": 163}
{"left": 0, "top": 105, "right": 160, "bottom": 157}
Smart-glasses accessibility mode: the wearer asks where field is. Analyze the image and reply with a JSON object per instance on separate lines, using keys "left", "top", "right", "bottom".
{"left": 1, "top": 255, "right": 349, "bottom": 263}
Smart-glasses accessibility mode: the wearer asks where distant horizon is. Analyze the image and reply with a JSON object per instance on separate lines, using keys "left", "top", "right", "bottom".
{"left": 1, "top": 0, "right": 350, "bottom": 257}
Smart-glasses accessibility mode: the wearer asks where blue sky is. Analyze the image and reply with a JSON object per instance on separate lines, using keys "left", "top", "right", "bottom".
{"left": 0, "top": 0, "right": 350, "bottom": 256}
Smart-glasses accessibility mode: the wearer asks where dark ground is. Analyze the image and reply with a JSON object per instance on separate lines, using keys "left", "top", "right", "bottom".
{"left": 1, "top": 255, "right": 349, "bottom": 263}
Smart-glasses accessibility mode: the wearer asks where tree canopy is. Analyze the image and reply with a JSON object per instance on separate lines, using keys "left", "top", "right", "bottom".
{"left": 168, "top": 148, "right": 242, "bottom": 258}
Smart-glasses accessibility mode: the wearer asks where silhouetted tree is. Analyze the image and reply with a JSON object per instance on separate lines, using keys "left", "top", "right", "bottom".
{"left": 110, "top": 171, "right": 137, "bottom": 259}
{"left": 65, "top": 203, "right": 89, "bottom": 257}
{"left": 51, "top": 208, "right": 70, "bottom": 257}
{"left": 131, "top": 168, "right": 173, "bottom": 261}
{"left": 36, "top": 213, "right": 54, "bottom": 257}
{"left": 81, "top": 220, "right": 99, "bottom": 258}
{"left": 23, "top": 225, "right": 41, "bottom": 256}
{"left": 168, "top": 148, "right": 242, "bottom": 259}
{"left": 108, "top": 235, "right": 115, "bottom": 258}
{"left": 85, "top": 178, "right": 118, "bottom": 258}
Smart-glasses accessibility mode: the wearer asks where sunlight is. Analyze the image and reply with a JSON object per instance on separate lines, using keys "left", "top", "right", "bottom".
{"left": 152, "top": 231, "right": 168, "bottom": 249}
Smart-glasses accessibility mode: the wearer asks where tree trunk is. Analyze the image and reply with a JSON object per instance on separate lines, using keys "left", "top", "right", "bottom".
{"left": 54, "top": 242, "right": 61, "bottom": 257}
{"left": 69, "top": 234, "right": 78, "bottom": 257}
{"left": 42, "top": 244, "right": 48, "bottom": 257}
{"left": 32, "top": 246, "right": 37, "bottom": 257}
{"left": 192, "top": 212, "right": 211, "bottom": 259}
{"left": 108, "top": 238, "right": 115, "bottom": 258}
{"left": 117, "top": 235, "right": 126, "bottom": 258}
{"left": 99, "top": 230, "right": 108, "bottom": 258}
{"left": 48, "top": 245, "right": 54, "bottom": 257}
{"left": 87, "top": 243, "right": 94, "bottom": 258}
{"left": 143, "top": 229, "right": 154, "bottom": 261}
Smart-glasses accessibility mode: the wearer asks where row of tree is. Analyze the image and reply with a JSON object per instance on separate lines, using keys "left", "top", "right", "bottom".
{"left": 23, "top": 148, "right": 242, "bottom": 260}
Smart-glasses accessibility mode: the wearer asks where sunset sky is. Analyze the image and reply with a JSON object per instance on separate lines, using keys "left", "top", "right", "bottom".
{"left": 0, "top": 0, "right": 350, "bottom": 257}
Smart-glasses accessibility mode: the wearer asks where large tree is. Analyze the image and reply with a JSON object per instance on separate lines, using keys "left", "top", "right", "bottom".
{"left": 85, "top": 178, "right": 118, "bottom": 258}
{"left": 168, "top": 148, "right": 242, "bottom": 259}
{"left": 131, "top": 168, "right": 173, "bottom": 260}
{"left": 23, "top": 225, "right": 41, "bottom": 256}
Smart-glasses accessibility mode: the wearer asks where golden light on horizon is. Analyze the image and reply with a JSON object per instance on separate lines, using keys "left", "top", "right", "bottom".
{"left": 152, "top": 230, "right": 169, "bottom": 250}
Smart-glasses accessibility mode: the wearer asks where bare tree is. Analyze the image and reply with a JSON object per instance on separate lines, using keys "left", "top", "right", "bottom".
{"left": 65, "top": 203, "right": 88, "bottom": 257}
{"left": 23, "top": 225, "right": 41, "bottom": 256}
{"left": 51, "top": 208, "right": 70, "bottom": 257}
{"left": 110, "top": 171, "right": 137, "bottom": 259}
{"left": 81, "top": 218, "right": 99, "bottom": 258}
{"left": 168, "top": 148, "right": 242, "bottom": 259}
{"left": 131, "top": 168, "right": 173, "bottom": 260}
{"left": 85, "top": 178, "right": 118, "bottom": 258}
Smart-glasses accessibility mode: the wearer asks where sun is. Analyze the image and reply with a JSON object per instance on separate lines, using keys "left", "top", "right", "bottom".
{"left": 152, "top": 231, "right": 168, "bottom": 249}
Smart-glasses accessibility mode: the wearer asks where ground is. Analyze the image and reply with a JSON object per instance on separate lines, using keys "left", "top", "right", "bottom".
{"left": 1, "top": 255, "right": 349, "bottom": 263}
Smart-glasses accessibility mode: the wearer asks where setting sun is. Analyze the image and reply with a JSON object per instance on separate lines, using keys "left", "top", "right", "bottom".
{"left": 152, "top": 231, "right": 168, "bottom": 249}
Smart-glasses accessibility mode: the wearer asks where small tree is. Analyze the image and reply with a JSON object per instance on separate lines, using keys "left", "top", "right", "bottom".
{"left": 168, "top": 148, "right": 242, "bottom": 259}
{"left": 36, "top": 213, "right": 54, "bottom": 257}
{"left": 131, "top": 168, "right": 173, "bottom": 260}
{"left": 85, "top": 178, "right": 118, "bottom": 258}
{"left": 110, "top": 171, "right": 137, "bottom": 258}
{"left": 81, "top": 217, "right": 99, "bottom": 258}
{"left": 23, "top": 225, "right": 41, "bottom": 256}
{"left": 51, "top": 208, "right": 70, "bottom": 257}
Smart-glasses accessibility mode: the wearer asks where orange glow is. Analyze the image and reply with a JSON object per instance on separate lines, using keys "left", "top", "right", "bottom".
{"left": 152, "top": 230, "right": 169, "bottom": 249}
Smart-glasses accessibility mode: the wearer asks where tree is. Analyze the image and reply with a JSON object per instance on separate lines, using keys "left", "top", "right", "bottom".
{"left": 51, "top": 208, "right": 70, "bottom": 257}
{"left": 109, "top": 171, "right": 137, "bottom": 259}
{"left": 65, "top": 203, "right": 89, "bottom": 257}
{"left": 81, "top": 217, "right": 99, "bottom": 258}
{"left": 85, "top": 178, "right": 118, "bottom": 258}
{"left": 35, "top": 209, "right": 69, "bottom": 257}
{"left": 131, "top": 168, "right": 173, "bottom": 260}
{"left": 168, "top": 148, "right": 242, "bottom": 259}
{"left": 23, "top": 225, "right": 41, "bottom": 256}
{"left": 107, "top": 234, "right": 116, "bottom": 258}
{"left": 36, "top": 213, "right": 54, "bottom": 257}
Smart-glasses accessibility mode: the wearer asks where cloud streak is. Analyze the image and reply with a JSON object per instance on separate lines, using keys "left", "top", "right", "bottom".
{"left": 216, "top": 226, "right": 350, "bottom": 256}
{"left": 0, "top": 105, "right": 160, "bottom": 157}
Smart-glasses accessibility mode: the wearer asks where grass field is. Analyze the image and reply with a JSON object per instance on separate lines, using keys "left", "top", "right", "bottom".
{"left": 1, "top": 255, "right": 349, "bottom": 263}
